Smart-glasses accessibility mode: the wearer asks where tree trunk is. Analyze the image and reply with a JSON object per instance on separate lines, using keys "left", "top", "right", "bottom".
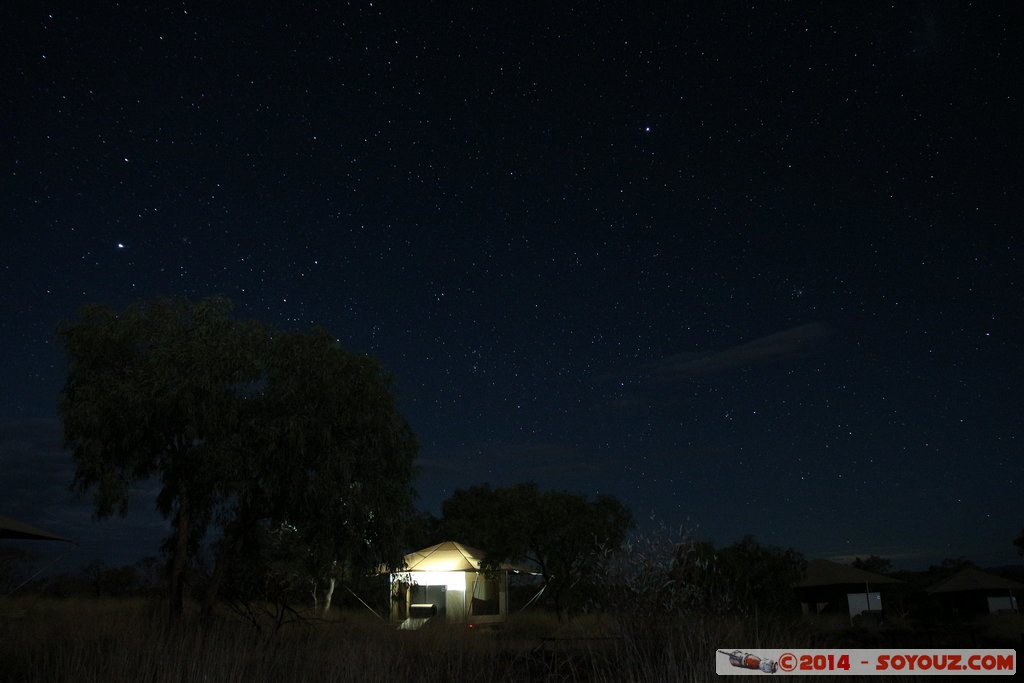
{"left": 322, "top": 576, "right": 336, "bottom": 616}
{"left": 201, "top": 517, "right": 249, "bottom": 619}
{"left": 169, "top": 496, "right": 191, "bottom": 617}
{"left": 201, "top": 543, "right": 230, "bottom": 620}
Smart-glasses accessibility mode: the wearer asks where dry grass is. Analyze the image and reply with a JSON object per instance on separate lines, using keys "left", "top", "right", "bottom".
{"left": 1, "top": 597, "right": 504, "bottom": 683}
{"left": 1, "top": 597, "right": 1018, "bottom": 682}
{"left": 0, "top": 597, "right": 744, "bottom": 682}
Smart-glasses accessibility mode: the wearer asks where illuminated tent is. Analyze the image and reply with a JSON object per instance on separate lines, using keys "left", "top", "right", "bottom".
{"left": 388, "top": 541, "right": 536, "bottom": 629}
{"left": 0, "top": 515, "right": 70, "bottom": 542}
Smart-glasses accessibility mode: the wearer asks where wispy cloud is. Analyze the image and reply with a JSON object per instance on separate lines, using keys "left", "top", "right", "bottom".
{"left": 609, "top": 323, "right": 832, "bottom": 385}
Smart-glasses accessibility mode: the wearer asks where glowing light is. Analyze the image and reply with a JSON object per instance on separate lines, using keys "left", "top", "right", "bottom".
{"left": 396, "top": 571, "right": 466, "bottom": 591}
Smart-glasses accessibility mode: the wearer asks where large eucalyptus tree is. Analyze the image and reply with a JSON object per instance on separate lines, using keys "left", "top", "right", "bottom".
{"left": 59, "top": 297, "right": 417, "bottom": 616}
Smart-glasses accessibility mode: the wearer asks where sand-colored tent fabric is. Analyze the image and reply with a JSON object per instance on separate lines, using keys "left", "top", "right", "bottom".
{"left": 927, "top": 568, "right": 1024, "bottom": 594}
{"left": 402, "top": 541, "right": 488, "bottom": 572}
{"left": 794, "top": 559, "right": 903, "bottom": 588}
{"left": 399, "top": 541, "right": 535, "bottom": 574}
{"left": 0, "top": 515, "right": 71, "bottom": 542}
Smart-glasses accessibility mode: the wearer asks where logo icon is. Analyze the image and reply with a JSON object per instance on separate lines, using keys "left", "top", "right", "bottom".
{"left": 718, "top": 650, "right": 778, "bottom": 674}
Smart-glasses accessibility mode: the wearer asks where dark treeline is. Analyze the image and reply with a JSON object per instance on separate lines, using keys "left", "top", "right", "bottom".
{"left": 3, "top": 555, "right": 163, "bottom": 599}
{"left": 6, "top": 516, "right": 1020, "bottom": 627}
{"left": 7, "top": 297, "right": 1018, "bottom": 632}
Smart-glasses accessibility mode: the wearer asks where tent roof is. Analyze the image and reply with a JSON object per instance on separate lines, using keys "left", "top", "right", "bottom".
{"left": 397, "top": 540, "right": 534, "bottom": 573}
{"left": 794, "top": 559, "right": 903, "bottom": 588}
{"left": 0, "top": 515, "right": 71, "bottom": 542}
{"left": 927, "top": 568, "right": 1024, "bottom": 594}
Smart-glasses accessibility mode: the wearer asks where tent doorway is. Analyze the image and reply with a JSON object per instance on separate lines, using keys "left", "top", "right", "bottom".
{"left": 409, "top": 584, "right": 447, "bottom": 618}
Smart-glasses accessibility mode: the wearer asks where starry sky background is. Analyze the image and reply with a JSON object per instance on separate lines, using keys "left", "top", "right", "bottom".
{"left": 1, "top": 2, "right": 1021, "bottom": 572}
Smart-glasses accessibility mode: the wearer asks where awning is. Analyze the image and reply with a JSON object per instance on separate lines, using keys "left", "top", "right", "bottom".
{"left": 0, "top": 515, "right": 71, "bottom": 542}
{"left": 927, "top": 568, "right": 1024, "bottom": 594}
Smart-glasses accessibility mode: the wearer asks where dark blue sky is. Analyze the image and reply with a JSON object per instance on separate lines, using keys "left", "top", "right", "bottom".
{"left": 2, "top": 2, "right": 1021, "bottom": 571}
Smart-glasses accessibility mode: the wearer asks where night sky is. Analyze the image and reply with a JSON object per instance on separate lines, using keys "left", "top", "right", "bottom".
{"left": 2, "top": 3, "right": 1021, "bottom": 572}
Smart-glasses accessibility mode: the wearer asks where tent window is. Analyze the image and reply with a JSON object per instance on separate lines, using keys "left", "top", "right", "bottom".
{"left": 471, "top": 576, "right": 500, "bottom": 615}
{"left": 987, "top": 595, "right": 1017, "bottom": 614}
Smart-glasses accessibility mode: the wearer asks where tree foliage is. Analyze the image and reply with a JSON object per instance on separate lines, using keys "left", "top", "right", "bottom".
{"left": 59, "top": 297, "right": 418, "bottom": 615}
{"left": 925, "top": 556, "right": 977, "bottom": 579}
{"left": 611, "top": 532, "right": 805, "bottom": 617}
{"left": 851, "top": 555, "right": 893, "bottom": 575}
{"left": 711, "top": 535, "right": 806, "bottom": 615}
{"left": 207, "top": 328, "right": 419, "bottom": 615}
{"left": 439, "top": 482, "right": 633, "bottom": 614}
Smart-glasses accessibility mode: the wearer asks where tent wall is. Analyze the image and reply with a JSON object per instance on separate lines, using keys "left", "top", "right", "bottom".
{"left": 466, "top": 570, "right": 508, "bottom": 624}
{"left": 987, "top": 595, "right": 1017, "bottom": 614}
{"left": 846, "top": 591, "right": 882, "bottom": 618}
{"left": 390, "top": 569, "right": 511, "bottom": 625}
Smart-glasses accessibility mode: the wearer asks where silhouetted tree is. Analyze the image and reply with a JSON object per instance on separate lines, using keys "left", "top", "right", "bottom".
{"left": 60, "top": 297, "right": 417, "bottom": 616}
{"left": 403, "top": 510, "right": 443, "bottom": 551}
{"left": 603, "top": 531, "right": 805, "bottom": 617}
{"left": 82, "top": 560, "right": 140, "bottom": 597}
{"left": 440, "top": 482, "right": 633, "bottom": 614}
{"left": 851, "top": 555, "right": 893, "bottom": 574}
{"left": 201, "top": 328, "right": 418, "bottom": 616}
{"left": 605, "top": 525, "right": 726, "bottom": 615}
{"left": 133, "top": 556, "right": 165, "bottom": 596}
{"left": 710, "top": 536, "right": 805, "bottom": 616}
{"left": 61, "top": 298, "right": 260, "bottom": 614}
{"left": 922, "top": 556, "right": 977, "bottom": 586}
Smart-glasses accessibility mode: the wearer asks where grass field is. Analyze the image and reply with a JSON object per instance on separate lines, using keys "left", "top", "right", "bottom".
{"left": 0, "top": 597, "right": 1019, "bottom": 682}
